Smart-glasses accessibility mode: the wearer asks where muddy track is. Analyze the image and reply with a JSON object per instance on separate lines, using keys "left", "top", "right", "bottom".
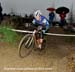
{"left": 0, "top": 27, "right": 75, "bottom": 72}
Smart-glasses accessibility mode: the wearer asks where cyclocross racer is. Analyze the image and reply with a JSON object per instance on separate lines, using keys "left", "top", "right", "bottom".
{"left": 32, "top": 10, "right": 49, "bottom": 50}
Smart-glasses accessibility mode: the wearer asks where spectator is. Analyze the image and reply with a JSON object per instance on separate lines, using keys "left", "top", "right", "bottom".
{"left": 56, "top": 7, "right": 69, "bottom": 27}
{"left": 49, "top": 11, "right": 55, "bottom": 24}
{"left": 46, "top": 7, "right": 55, "bottom": 27}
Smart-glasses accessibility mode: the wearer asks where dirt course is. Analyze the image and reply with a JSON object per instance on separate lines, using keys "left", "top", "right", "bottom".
{"left": 0, "top": 27, "right": 75, "bottom": 72}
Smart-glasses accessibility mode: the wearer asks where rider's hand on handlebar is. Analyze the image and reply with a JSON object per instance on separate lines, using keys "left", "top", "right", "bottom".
{"left": 33, "top": 30, "right": 37, "bottom": 36}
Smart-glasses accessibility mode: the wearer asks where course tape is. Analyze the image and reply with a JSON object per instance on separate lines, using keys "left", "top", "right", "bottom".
{"left": 7, "top": 28, "right": 75, "bottom": 37}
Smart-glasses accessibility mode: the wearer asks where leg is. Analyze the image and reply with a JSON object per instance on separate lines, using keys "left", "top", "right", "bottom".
{"left": 39, "top": 38, "right": 43, "bottom": 49}
{"left": 34, "top": 31, "right": 43, "bottom": 49}
{"left": 38, "top": 31, "right": 44, "bottom": 49}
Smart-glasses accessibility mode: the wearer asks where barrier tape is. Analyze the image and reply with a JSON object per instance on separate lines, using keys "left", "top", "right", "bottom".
{"left": 7, "top": 28, "right": 75, "bottom": 37}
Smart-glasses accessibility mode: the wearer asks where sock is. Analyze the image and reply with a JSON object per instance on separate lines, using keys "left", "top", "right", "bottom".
{"left": 39, "top": 44, "right": 41, "bottom": 49}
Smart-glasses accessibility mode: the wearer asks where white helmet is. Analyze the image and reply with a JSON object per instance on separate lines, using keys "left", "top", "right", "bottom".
{"left": 34, "top": 10, "right": 42, "bottom": 18}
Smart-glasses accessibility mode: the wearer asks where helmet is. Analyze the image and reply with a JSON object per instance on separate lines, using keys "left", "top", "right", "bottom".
{"left": 34, "top": 10, "right": 42, "bottom": 18}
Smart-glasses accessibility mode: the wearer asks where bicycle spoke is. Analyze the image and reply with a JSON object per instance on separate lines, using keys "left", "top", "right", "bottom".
{"left": 25, "top": 36, "right": 32, "bottom": 47}
{"left": 27, "top": 37, "right": 34, "bottom": 48}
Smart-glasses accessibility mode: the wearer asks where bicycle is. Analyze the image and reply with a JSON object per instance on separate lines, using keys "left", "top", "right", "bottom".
{"left": 18, "top": 26, "right": 46, "bottom": 58}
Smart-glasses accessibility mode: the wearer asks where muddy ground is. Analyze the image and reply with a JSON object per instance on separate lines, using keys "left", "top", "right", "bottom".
{"left": 0, "top": 27, "right": 75, "bottom": 72}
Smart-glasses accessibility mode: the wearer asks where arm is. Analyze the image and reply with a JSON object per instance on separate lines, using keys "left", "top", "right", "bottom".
{"left": 32, "top": 19, "right": 37, "bottom": 29}
{"left": 32, "top": 19, "right": 36, "bottom": 24}
{"left": 42, "top": 19, "right": 49, "bottom": 29}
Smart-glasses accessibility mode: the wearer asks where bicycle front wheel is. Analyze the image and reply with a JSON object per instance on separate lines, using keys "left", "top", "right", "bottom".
{"left": 18, "top": 34, "right": 34, "bottom": 58}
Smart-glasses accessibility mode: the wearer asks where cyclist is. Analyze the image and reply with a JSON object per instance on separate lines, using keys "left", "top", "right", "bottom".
{"left": 32, "top": 10, "right": 49, "bottom": 50}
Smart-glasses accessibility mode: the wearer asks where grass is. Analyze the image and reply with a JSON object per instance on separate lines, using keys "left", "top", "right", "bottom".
{"left": 0, "top": 25, "right": 18, "bottom": 44}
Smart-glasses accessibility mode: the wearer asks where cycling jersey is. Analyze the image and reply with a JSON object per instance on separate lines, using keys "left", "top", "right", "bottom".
{"left": 32, "top": 15, "right": 49, "bottom": 33}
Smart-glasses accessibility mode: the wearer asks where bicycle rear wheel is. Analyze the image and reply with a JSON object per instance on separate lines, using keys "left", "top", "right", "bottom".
{"left": 18, "top": 34, "right": 34, "bottom": 58}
